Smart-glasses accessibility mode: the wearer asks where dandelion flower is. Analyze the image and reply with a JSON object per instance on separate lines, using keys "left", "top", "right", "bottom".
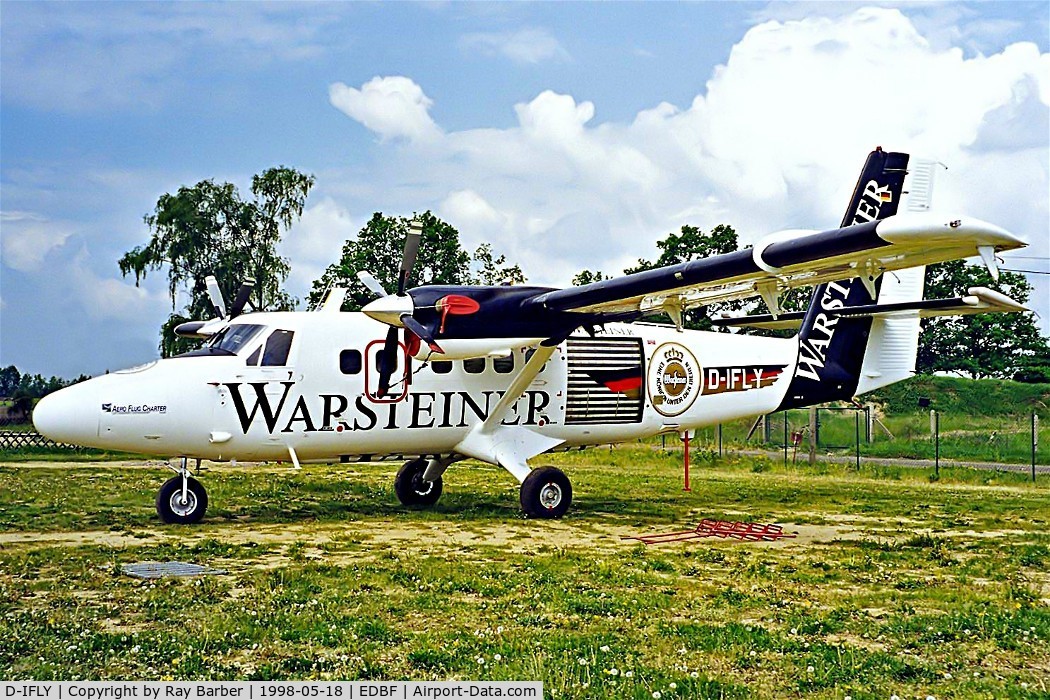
{"left": 690, "top": 672, "right": 698, "bottom": 679}
{"left": 600, "top": 645, "right": 611, "bottom": 653}
{"left": 669, "top": 683, "right": 676, "bottom": 690}
{"left": 807, "top": 666, "right": 814, "bottom": 674}
{"left": 652, "top": 693, "right": 661, "bottom": 700}
{"left": 493, "top": 654, "right": 501, "bottom": 662}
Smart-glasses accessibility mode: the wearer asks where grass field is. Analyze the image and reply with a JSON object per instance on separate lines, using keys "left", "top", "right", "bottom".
{"left": 1, "top": 447, "right": 1048, "bottom": 698}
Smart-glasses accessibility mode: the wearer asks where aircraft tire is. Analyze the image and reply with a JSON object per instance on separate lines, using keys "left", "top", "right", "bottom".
{"left": 520, "top": 466, "right": 572, "bottom": 519}
{"left": 394, "top": 458, "right": 443, "bottom": 507}
{"left": 156, "top": 475, "right": 208, "bottom": 524}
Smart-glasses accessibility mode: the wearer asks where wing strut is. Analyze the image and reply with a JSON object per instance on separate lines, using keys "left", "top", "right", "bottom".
{"left": 452, "top": 342, "right": 564, "bottom": 483}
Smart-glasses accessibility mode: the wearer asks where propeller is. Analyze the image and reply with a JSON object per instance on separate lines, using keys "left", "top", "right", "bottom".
{"left": 228, "top": 278, "right": 255, "bottom": 319}
{"left": 175, "top": 277, "right": 256, "bottom": 338}
{"left": 357, "top": 270, "right": 387, "bottom": 298}
{"left": 205, "top": 276, "right": 227, "bottom": 318}
{"left": 361, "top": 219, "right": 443, "bottom": 398}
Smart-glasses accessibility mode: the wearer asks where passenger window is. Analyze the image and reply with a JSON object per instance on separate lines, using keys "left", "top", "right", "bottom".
{"left": 246, "top": 347, "right": 261, "bottom": 366}
{"left": 524, "top": 348, "right": 549, "bottom": 371}
{"left": 340, "top": 349, "right": 363, "bottom": 375}
{"left": 371, "top": 346, "right": 410, "bottom": 372}
{"left": 463, "top": 358, "right": 486, "bottom": 374}
{"left": 431, "top": 361, "right": 453, "bottom": 374}
{"left": 261, "top": 330, "right": 294, "bottom": 366}
{"left": 493, "top": 354, "right": 515, "bottom": 374}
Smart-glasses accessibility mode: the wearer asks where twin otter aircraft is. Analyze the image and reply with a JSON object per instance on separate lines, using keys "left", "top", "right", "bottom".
{"left": 34, "top": 149, "right": 1028, "bottom": 523}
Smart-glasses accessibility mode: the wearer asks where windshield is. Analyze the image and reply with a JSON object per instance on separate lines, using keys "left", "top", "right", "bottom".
{"left": 203, "top": 324, "right": 264, "bottom": 354}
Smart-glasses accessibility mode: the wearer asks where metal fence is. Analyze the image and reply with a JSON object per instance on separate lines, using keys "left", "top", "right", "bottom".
{"left": 0, "top": 430, "right": 79, "bottom": 451}
{"left": 0, "top": 417, "right": 82, "bottom": 452}
{"left": 673, "top": 405, "right": 1047, "bottom": 479}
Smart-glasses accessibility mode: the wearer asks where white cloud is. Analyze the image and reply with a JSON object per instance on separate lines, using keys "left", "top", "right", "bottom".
{"left": 329, "top": 76, "right": 441, "bottom": 143}
{"left": 324, "top": 7, "right": 1047, "bottom": 329}
{"left": 281, "top": 197, "right": 360, "bottom": 300}
{"left": 1, "top": 3, "right": 348, "bottom": 112}
{"left": 460, "top": 27, "right": 570, "bottom": 64}
{"left": 66, "top": 249, "right": 167, "bottom": 321}
{"left": 440, "top": 190, "right": 509, "bottom": 245}
{"left": 0, "top": 211, "right": 75, "bottom": 271}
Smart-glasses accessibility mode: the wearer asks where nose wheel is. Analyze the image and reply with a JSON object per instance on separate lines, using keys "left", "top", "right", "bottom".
{"left": 156, "top": 459, "right": 208, "bottom": 524}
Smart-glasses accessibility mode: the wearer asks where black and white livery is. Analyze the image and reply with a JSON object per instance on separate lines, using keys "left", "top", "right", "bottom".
{"left": 35, "top": 149, "right": 1028, "bottom": 522}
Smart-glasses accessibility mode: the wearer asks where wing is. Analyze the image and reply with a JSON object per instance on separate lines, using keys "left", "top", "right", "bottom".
{"left": 711, "top": 286, "right": 1028, "bottom": 331}
{"left": 523, "top": 213, "right": 1026, "bottom": 317}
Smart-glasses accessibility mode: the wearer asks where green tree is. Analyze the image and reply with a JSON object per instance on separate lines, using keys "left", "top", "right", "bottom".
{"left": 625, "top": 224, "right": 739, "bottom": 273}
{"left": 623, "top": 224, "right": 742, "bottom": 329}
{"left": 119, "top": 167, "right": 314, "bottom": 356}
{"left": 917, "top": 260, "right": 1050, "bottom": 379}
{"left": 471, "top": 243, "right": 526, "bottom": 286}
{"left": 308, "top": 211, "right": 473, "bottom": 312}
{"left": 571, "top": 270, "right": 611, "bottom": 286}
{"left": 0, "top": 366, "right": 20, "bottom": 397}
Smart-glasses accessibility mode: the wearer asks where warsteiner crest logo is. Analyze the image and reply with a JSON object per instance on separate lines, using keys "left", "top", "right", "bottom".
{"left": 648, "top": 343, "right": 701, "bottom": 416}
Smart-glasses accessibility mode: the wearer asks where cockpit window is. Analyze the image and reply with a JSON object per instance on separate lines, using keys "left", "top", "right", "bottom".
{"left": 202, "top": 324, "right": 263, "bottom": 354}
{"left": 261, "top": 330, "right": 294, "bottom": 366}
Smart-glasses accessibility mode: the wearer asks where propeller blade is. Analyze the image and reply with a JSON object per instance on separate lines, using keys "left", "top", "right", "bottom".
{"left": 400, "top": 314, "right": 443, "bottom": 354}
{"left": 205, "top": 276, "right": 227, "bottom": 318}
{"left": 397, "top": 220, "right": 423, "bottom": 295}
{"left": 357, "top": 270, "right": 389, "bottom": 298}
{"left": 375, "top": 326, "right": 400, "bottom": 399}
{"left": 229, "top": 278, "right": 256, "bottom": 319}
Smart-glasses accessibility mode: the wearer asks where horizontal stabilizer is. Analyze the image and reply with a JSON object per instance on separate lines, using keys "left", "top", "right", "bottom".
{"left": 712, "top": 287, "right": 1027, "bottom": 331}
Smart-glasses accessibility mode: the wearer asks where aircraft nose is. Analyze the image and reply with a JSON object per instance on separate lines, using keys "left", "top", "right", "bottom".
{"left": 33, "top": 384, "right": 98, "bottom": 446}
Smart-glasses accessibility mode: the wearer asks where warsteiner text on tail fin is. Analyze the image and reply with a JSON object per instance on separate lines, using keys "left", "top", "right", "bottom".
{"left": 778, "top": 149, "right": 911, "bottom": 410}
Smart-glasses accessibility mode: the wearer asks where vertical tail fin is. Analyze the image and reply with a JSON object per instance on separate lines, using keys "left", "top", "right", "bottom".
{"left": 778, "top": 149, "right": 911, "bottom": 410}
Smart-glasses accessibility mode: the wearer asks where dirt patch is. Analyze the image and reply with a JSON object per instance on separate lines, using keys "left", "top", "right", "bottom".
{"left": 0, "top": 517, "right": 864, "bottom": 562}
{"left": 0, "top": 530, "right": 165, "bottom": 548}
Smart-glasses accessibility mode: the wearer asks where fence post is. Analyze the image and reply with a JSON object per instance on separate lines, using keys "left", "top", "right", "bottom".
{"left": 682, "top": 430, "right": 692, "bottom": 492}
{"left": 934, "top": 410, "right": 940, "bottom": 478}
{"left": 808, "top": 407, "right": 817, "bottom": 466}
{"left": 784, "top": 412, "right": 789, "bottom": 467}
{"left": 855, "top": 410, "right": 861, "bottom": 470}
{"left": 1033, "top": 413, "right": 1039, "bottom": 483}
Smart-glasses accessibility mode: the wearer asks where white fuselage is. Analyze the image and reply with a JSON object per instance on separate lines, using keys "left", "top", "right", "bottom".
{"left": 34, "top": 312, "right": 800, "bottom": 462}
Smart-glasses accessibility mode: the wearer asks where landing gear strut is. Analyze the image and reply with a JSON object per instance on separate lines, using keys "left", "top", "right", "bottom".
{"left": 520, "top": 466, "right": 572, "bottom": 519}
{"left": 156, "top": 457, "right": 208, "bottom": 524}
{"left": 394, "top": 458, "right": 443, "bottom": 507}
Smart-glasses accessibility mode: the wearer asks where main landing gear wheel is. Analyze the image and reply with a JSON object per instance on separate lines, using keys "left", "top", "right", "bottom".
{"left": 156, "top": 475, "right": 208, "bottom": 524}
{"left": 394, "top": 458, "right": 443, "bottom": 507}
{"left": 520, "top": 466, "right": 572, "bottom": 519}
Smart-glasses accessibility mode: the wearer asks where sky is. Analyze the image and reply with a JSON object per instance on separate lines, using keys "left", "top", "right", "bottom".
{"left": 1, "top": 1, "right": 1048, "bottom": 379}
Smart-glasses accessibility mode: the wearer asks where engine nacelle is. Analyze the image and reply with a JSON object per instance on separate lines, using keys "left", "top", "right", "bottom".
{"left": 409, "top": 337, "right": 545, "bottom": 362}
